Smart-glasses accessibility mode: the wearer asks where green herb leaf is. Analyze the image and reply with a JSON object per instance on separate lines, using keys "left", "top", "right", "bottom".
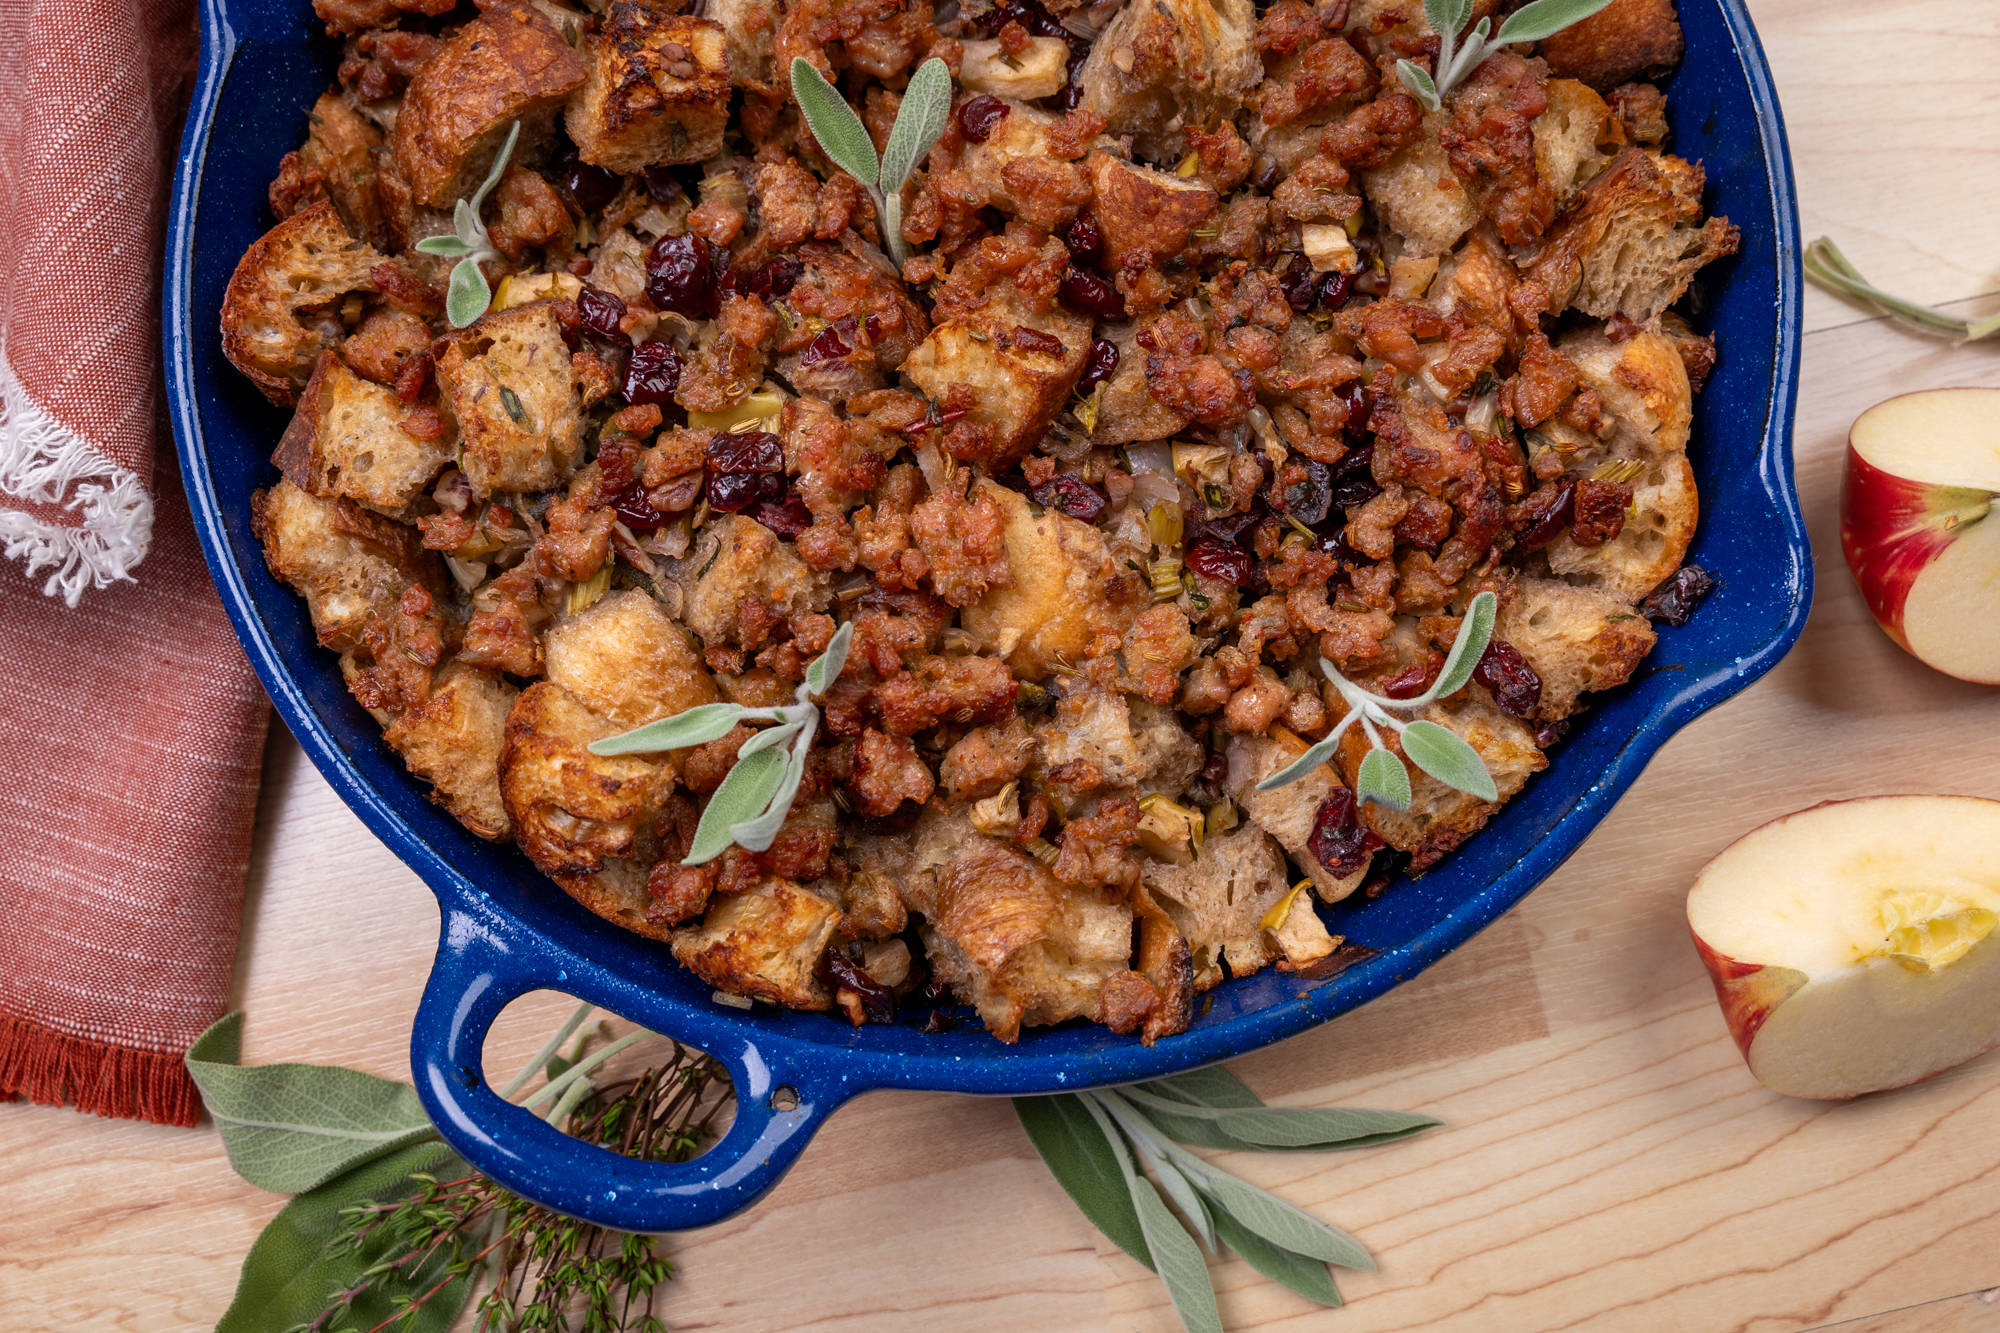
{"left": 730, "top": 743, "right": 811, "bottom": 851}
{"left": 1093, "top": 1097, "right": 1224, "bottom": 1333}
{"left": 789, "top": 57, "right": 881, "bottom": 189}
{"left": 804, "top": 619, "right": 855, "bottom": 696}
{"left": 444, "top": 256, "right": 493, "bottom": 328}
{"left": 499, "top": 384, "right": 526, "bottom": 423}
{"left": 1400, "top": 719, "right": 1499, "bottom": 801}
{"left": 879, "top": 57, "right": 953, "bottom": 197}
{"left": 1424, "top": 589, "right": 1497, "bottom": 702}
{"left": 468, "top": 120, "right": 522, "bottom": 216}
{"left": 1123, "top": 1088, "right": 1442, "bottom": 1152}
{"left": 1213, "top": 1210, "right": 1343, "bottom": 1308}
{"left": 1015, "top": 1094, "right": 1153, "bottom": 1268}
{"left": 414, "top": 234, "right": 476, "bottom": 258}
{"left": 685, "top": 746, "right": 787, "bottom": 864}
{"left": 186, "top": 1014, "right": 439, "bottom": 1195}
{"left": 1355, "top": 746, "right": 1412, "bottom": 812}
{"left": 1255, "top": 730, "right": 1344, "bottom": 792}
{"left": 735, "top": 717, "right": 806, "bottom": 759}
{"left": 591, "top": 702, "right": 752, "bottom": 755}
{"left": 1144, "top": 1067, "right": 1263, "bottom": 1110}
{"left": 1804, "top": 237, "right": 2000, "bottom": 341}
{"left": 1131, "top": 1135, "right": 1217, "bottom": 1250}
{"left": 1186, "top": 1166, "right": 1374, "bottom": 1271}
{"left": 1421, "top": 0, "right": 1458, "bottom": 38}
{"left": 1495, "top": 0, "right": 1618, "bottom": 44}
{"left": 1396, "top": 59, "right": 1440, "bottom": 111}
{"left": 215, "top": 1140, "right": 474, "bottom": 1333}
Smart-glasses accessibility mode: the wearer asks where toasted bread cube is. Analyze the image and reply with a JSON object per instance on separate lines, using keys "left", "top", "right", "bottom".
{"left": 1340, "top": 698, "right": 1546, "bottom": 871}
{"left": 1533, "top": 78, "right": 1611, "bottom": 203}
{"left": 1086, "top": 152, "right": 1218, "bottom": 268}
{"left": 955, "top": 101, "right": 1093, "bottom": 233}
{"left": 1524, "top": 147, "right": 1738, "bottom": 322}
{"left": 1092, "top": 319, "right": 1193, "bottom": 447}
{"left": 382, "top": 661, "right": 519, "bottom": 840}
{"left": 961, "top": 482, "right": 1145, "bottom": 680}
{"left": 919, "top": 843, "right": 1134, "bottom": 1043}
{"left": 499, "top": 681, "right": 674, "bottom": 878}
{"left": 671, "top": 878, "right": 844, "bottom": 1009}
{"left": 1036, "top": 689, "right": 1202, "bottom": 792}
{"left": 1361, "top": 110, "right": 1480, "bottom": 257}
{"left": 669, "top": 514, "right": 830, "bottom": 650}
{"left": 544, "top": 589, "right": 720, "bottom": 730}
{"left": 706, "top": 0, "right": 774, "bottom": 86}
{"left": 273, "top": 352, "right": 456, "bottom": 517}
{"left": 901, "top": 282, "right": 1093, "bottom": 467}
{"left": 959, "top": 36, "right": 1072, "bottom": 99}
{"left": 1145, "top": 823, "right": 1336, "bottom": 990}
{"left": 551, "top": 859, "right": 666, "bottom": 939}
{"left": 1541, "top": 0, "right": 1683, "bottom": 91}
{"left": 1227, "top": 727, "right": 1371, "bottom": 900}
{"left": 249, "top": 477, "right": 433, "bottom": 650}
{"left": 1499, "top": 577, "right": 1657, "bottom": 721}
{"left": 298, "top": 93, "right": 388, "bottom": 247}
{"left": 220, "top": 201, "right": 384, "bottom": 406}
{"left": 1546, "top": 449, "right": 1698, "bottom": 602}
{"left": 1559, "top": 326, "right": 1693, "bottom": 458}
{"left": 1077, "top": 0, "right": 1260, "bottom": 162}
{"left": 567, "top": 7, "right": 730, "bottom": 172}
{"left": 391, "top": 1, "right": 587, "bottom": 209}
{"left": 434, "top": 301, "right": 586, "bottom": 497}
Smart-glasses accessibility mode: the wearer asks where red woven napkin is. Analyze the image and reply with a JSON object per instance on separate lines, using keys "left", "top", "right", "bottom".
{"left": 0, "top": 0, "right": 270, "bottom": 1125}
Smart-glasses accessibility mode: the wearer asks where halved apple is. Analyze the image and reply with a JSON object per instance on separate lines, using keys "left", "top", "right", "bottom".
{"left": 1841, "top": 388, "right": 2000, "bottom": 683}
{"left": 1687, "top": 795, "right": 2000, "bottom": 1099}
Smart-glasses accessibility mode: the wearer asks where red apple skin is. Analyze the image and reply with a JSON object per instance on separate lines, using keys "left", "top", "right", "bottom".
{"left": 1689, "top": 931, "right": 1807, "bottom": 1061}
{"left": 1839, "top": 444, "right": 1988, "bottom": 655}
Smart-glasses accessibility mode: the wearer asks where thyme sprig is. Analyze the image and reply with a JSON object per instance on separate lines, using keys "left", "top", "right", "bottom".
{"left": 789, "top": 56, "right": 952, "bottom": 266}
{"left": 1804, "top": 237, "right": 2000, "bottom": 343}
{"left": 1396, "top": 0, "right": 1618, "bottom": 111}
{"left": 588, "top": 620, "right": 853, "bottom": 863}
{"left": 414, "top": 121, "right": 522, "bottom": 328}
{"left": 1256, "top": 591, "right": 1500, "bottom": 810}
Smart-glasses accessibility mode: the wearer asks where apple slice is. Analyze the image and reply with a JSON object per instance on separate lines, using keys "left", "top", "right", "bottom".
{"left": 1687, "top": 795, "right": 2000, "bottom": 1099}
{"left": 1842, "top": 387, "right": 2000, "bottom": 683}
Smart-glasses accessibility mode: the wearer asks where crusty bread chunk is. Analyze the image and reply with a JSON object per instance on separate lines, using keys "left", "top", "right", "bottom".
{"left": 221, "top": 201, "right": 384, "bottom": 406}
{"left": 917, "top": 842, "right": 1134, "bottom": 1043}
{"left": 292, "top": 93, "right": 388, "bottom": 247}
{"left": 499, "top": 681, "right": 674, "bottom": 878}
{"left": 1228, "top": 727, "right": 1370, "bottom": 899}
{"left": 1144, "top": 823, "right": 1337, "bottom": 991}
{"left": 1546, "top": 449, "right": 1698, "bottom": 602}
{"left": 1498, "top": 577, "right": 1657, "bottom": 721}
{"left": 250, "top": 477, "right": 433, "bottom": 650}
{"left": 959, "top": 36, "right": 1071, "bottom": 99}
{"left": 1361, "top": 111, "right": 1480, "bottom": 257}
{"left": 1086, "top": 153, "right": 1218, "bottom": 268}
{"left": 391, "top": 1, "right": 587, "bottom": 210}
{"left": 383, "top": 661, "right": 518, "bottom": 840}
{"left": 567, "top": 6, "right": 729, "bottom": 172}
{"left": 901, "top": 281, "right": 1092, "bottom": 468}
{"left": 672, "top": 877, "right": 844, "bottom": 1009}
{"left": 555, "top": 858, "right": 669, "bottom": 940}
{"left": 1541, "top": 0, "right": 1684, "bottom": 91}
{"left": 705, "top": 0, "right": 774, "bottom": 87}
{"left": 1559, "top": 325, "right": 1693, "bottom": 457}
{"left": 1342, "top": 697, "right": 1546, "bottom": 871}
{"left": 1036, "top": 690, "right": 1203, "bottom": 793}
{"left": 543, "top": 589, "right": 719, "bottom": 731}
{"left": 433, "top": 301, "right": 586, "bottom": 496}
{"left": 1525, "top": 147, "right": 1738, "bottom": 322}
{"left": 962, "top": 481, "right": 1145, "bottom": 680}
{"left": 273, "top": 352, "right": 456, "bottom": 517}
{"left": 669, "top": 514, "right": 830, "bottom": 650}
{"left": 1093, "top": 318, "right": 1193, "bottom": 447}
{"left": 1077, "top": 0, "right": 1260, "bottom": 162}
{"left": 954, "top": 101, "right": 1093, "bottom": 234}
{"left": 1533, "top": 79, "right": 1611, "bottom": 203}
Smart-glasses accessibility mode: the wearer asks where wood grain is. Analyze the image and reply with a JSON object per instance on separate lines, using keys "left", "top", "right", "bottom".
{"left": 9, "top": 2, "right": 2000, "bottom": 1328}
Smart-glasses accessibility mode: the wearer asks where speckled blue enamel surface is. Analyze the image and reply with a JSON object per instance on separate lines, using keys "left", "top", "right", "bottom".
{"left": 164, "top": 0, "right": 1808, "bottom": 1231}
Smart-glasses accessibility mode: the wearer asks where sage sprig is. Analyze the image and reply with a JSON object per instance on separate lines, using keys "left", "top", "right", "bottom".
{"left": 790, "top": 56, "right": 952, "bottom": 266}
{"left": 413, "top": 121, "right": 522, "bottom": 328}
{"left": 1397, "top": 0, "right": 1618, "bottom": 110}
{"left": 1257, "top": 590, "right": 1500, "bottom": 809}
{"left": 1016, "top": 1068, "right": 1440, "bottom": 1330}
{"left": 589, "top": 619, "right": 853, "bottom": 863}
{"left": 1804, "top": 237, "right": 2000, "bottom": 343}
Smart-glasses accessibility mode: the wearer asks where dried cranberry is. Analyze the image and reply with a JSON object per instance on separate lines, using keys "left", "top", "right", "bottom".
{"left": 557, "top": 148, "right": 619, "bottom": 215}
{"left": 612, "top": 485, "right": 668, "bottom": 532}
{"left": 956, "top": 94, "right": 1011, "bottom": 143}
{"left": 1308, "top": 789, "right": 1384, "bottom": 876}
{"left": 1360, "top": 849, "right": 1409, "bottom": 898}
{"left": 1317, "top": 268, "right": 1355, "bottom": 310}
{"left": 1379, "top": 652, "right": 1441, "bottom": 700}
{"left": 1338, "top": 381, "right": 1373, "bottom": 442}
{"left": 1472, "top": 639, "right": 1542, "bottom": 716}
{"left": 704, "top": 430, "right": 785, "bottom": 474}
{"left": 707, "top": 470, "right": 785, "bottom": 513}
{"left": 1279, "top": 252, "right": 1319, "bottom": 312}
{"left": 1315, "top": 529, "right": 1366, "bottom": 564}
{"left": 1077, "top": 338, "right": 1119, "bottom": 392}
{"left": 1533, "top": 718, "right": 1570, "bottom": 748}
{"left": 922, "top": 1009, "right": 960, "bottom": 1033}
{"left": 1011, "top": 325, "right": 1065, "bottom": 357}
{"left": 1270, "top": 458, "right": 1333, "bottom": 527}
{"left": 1063, "top": 212, "right": 1105, "bottom": 268}
{"left": 1513, "top": 475, "right": 1579, "bottom": 551}
{"left": 1186, "top": 536, "right": 1253, "bottom": 586}
{"left": 735, "top": 253, "right": 803, "bottom": 301}
{"left": 645, "top": 232, "right": 722, "bottom": 319}
{"left": 750, "top": 491, "right": 814, "bottom": 537}
{"left": 1059, "top": 48, "right": 1088, "bottom": 110}
{"left": 821, "top": 948, "right": 897, "bottom": 1024}
{"left": 978, "top": 0, "right": 1072, "bottom": 42}
{"left": 642, "top": 165, "right": 685, "bottom": 205}
{"left": 799, "top": 317, "right": 855, "bottom": 368}
{"left": 1059, "top": 266, "right": 1126, "bottom": 319}
{"left": 577, "top": 288, "right": 630, "bottom": 345}
{"left": 1640, "top": 564, "right": 1714, "bottom": 628}
{"left": 622, "top": 341, "right": 682, "bottom": 406}
{"left": 864, "top": 313, "right": 883, "bottom": 343}
{"left": 1190, "top": 747, "right": 1229, "bottom": 803}
{"left": 1328, "top": 441, "right": 1380, "bottom": 509}
{"left": 1031, "top": 474, "right": 1107, "bottom": 522}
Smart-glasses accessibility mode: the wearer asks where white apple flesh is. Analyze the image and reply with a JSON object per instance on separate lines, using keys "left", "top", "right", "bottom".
{"left": 1842, "top": 388, "right": 2000, "bottom": 683}
{"left": 1687, "top": 795, "right": 2000, "bottom": 1100}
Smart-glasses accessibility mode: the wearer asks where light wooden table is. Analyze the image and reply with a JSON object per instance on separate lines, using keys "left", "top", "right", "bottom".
{"left": 10, "top": 2, "right": 2000, "bottom": 1328}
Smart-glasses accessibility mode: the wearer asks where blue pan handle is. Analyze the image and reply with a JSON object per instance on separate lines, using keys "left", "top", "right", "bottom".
{"left": 410, "top": 895, "right": 848, "bottom": 1231}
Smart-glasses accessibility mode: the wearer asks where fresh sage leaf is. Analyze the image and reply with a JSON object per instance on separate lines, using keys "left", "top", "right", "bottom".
{"left": 1495, "top": 0, "right": 1618, "bottom": 44}
{"left": 414, "top": 234, "right": 476, "bottom": 258}
{"left": 1123, "top": 1088, "right": 1441, "bottom": 1152}
{"left": 804, "top": 619, "right": 854, "bottom": 697}
{"left": 1130, "top": 1134, "right": 1217, "bottom": 1250}
{"left": 1400, "top": 719, "right": 1499, "bottom": 802}
{"left": 1187, "top": 1166, "right": 1374, "bottom": 1271}
{"left": 1804, "top": 237, "right": 2000, "bottom": 341}
{"left": 1355, "top": 746, "right": 1412, "bottom": 812}
{"left": 685, "top": 746, "right": 787, "bottom": 864}
{"left": 1421, "top": 0, "right": 1455, "bottom": 39}
{"left": 1213, "top": 1210, "right": 1342, "bottom": 1308}
{"left": 1143, "top": 1066, "right": 1262, "bottom": 1110}
{"left": 730, "top": 743, "right": 811, "bottom": 851}
{"left": 591, "top": 702, "right": 751, "bottom": 756}
{"left": 186, "top": 1014, "right": 438, "bottom": 1195}
{"left": 735, "top": 717, "right": 806, "bottom": 759}
{"left": 790, "top": 57, "right": 881, "bottom": 190}
{"left": 468, "top": 121, "right": 521, "bottom": 213}
{"left": 878, "top": 57, "right": 953, "bottom": 197}
{"left": 1015, "top": 1094, "right": 1153, "bottom": 1268}
{"left": 1096, "top": 1099, "right": 1224, "bottom": 1333}
{"left": 1255, "top": 730, "right": 1343, "bottom": 793}
{"left": 215, "top": 1139, "right": 473, "bottom": 1333}
{"left": 1396, "top": 59, "right": 1440, "bottom": 111}
{"left": 1424, "top": 589, "right": 1497, "bottom": 703}
{"left": 452, "top": 197, "right": 483, "bottom": 248}
{"left": 445, "top": 257, "right": 493, "bottom": 329}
